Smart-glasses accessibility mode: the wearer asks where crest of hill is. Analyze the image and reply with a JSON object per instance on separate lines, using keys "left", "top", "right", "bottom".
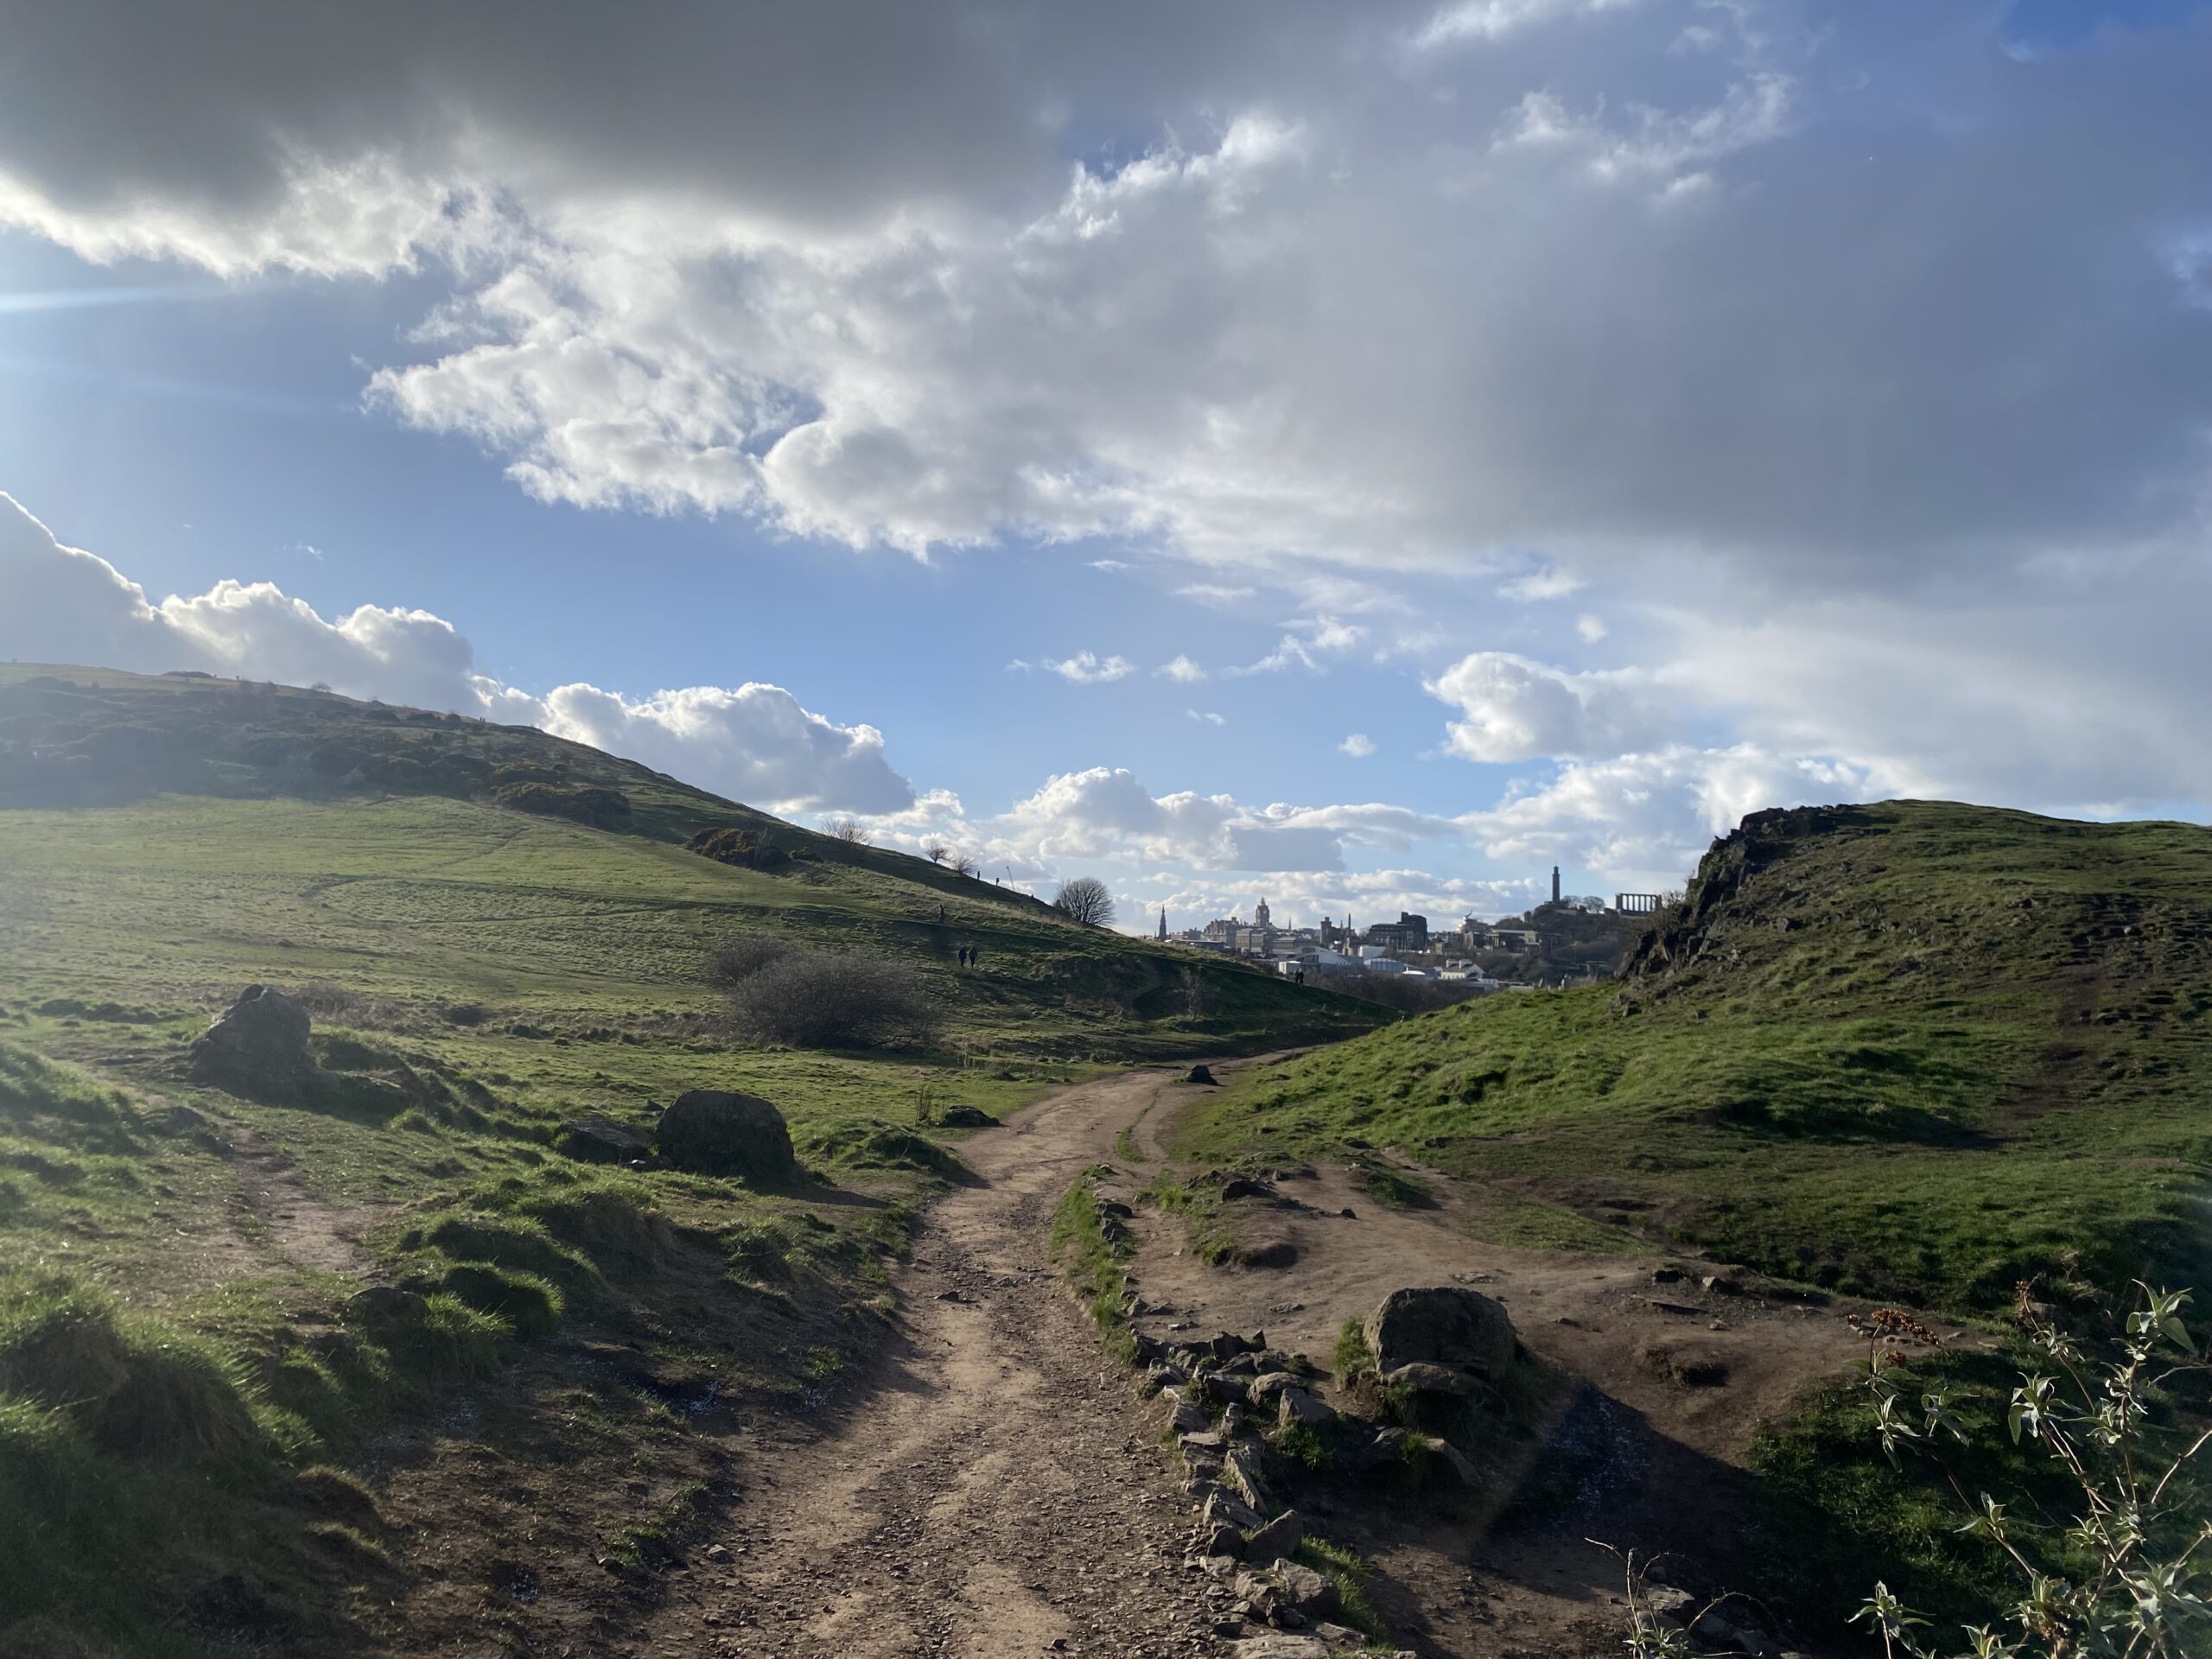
{"left": 0, "top": 661, "right": 1029, "bottom": 905}
{"left": 1179, "top": 798, "right": 2212, "bottom": 1313}
{"left": 0, "top": 663, "right": 1389, "bottom": 1058}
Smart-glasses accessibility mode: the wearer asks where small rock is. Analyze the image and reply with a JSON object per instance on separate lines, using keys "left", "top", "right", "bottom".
{"left": 1380, "top": 1361, "right": 1483, "bottom": 1396}
{"left": 556, "top": 1114, "right": 654, "bottom": 1164}
{"left": 1277, "top": 1386, "right": 1336, "bottom": 1428}
{"left": 1235, "top": 1635, "right": 1330, "bottom": 1658}
{"left": 1338, "top": 1207, "right": 1357, "bottom": 1219}
{"left": 938, "top": 1104, "right": 998, "bottom": 1128}
{"left": 1244, "top": 1510, "right": 1305, "bottom": 1560}
{"left": 1650, "top": 1266, "right": 1686, "bottom": 1285}
{"left": 1185, "top": 1065, "right": 1218, "bottom": 1086}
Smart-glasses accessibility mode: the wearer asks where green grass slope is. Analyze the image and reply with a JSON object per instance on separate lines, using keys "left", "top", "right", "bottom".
{"left": 0, "top": 662, "right": 1384, "bottom": 1656}
{"left": 1179, "top": 800, "right": 2212, "bottom": 1314}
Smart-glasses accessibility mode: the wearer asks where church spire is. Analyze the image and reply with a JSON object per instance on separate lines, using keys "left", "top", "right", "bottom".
{"left": 1157, "top": 906, "right": 1167, "bottom": 942}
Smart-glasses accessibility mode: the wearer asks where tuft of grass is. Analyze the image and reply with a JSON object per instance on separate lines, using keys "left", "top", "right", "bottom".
{"left": 1295, "top": 1535, "right": 1390, "bottom": 1643}
{"left": 1332, "top": 1315, "right": 1376, "bottom": 1388}
{"left": 1141, "top": 1172, "right": 1238, "bottom": 1267}
{"left": 1048, "top": 1168, "right": 1136, "bottom": 1366}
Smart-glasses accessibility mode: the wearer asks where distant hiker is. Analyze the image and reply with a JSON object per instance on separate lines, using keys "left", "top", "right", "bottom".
{"left": 957, "top": 946, "right": 969, "bottom": 966}
{"left": 969, "top": 949, "right": 982, "bottom": 969}
{"left": 938, "top": 903, "right": 945, "bottom": 923}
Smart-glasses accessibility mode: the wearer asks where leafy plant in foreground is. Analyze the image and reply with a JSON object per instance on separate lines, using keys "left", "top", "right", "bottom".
{"left": 1853, "top": 1284, "right": 2209, "bottom": 1659}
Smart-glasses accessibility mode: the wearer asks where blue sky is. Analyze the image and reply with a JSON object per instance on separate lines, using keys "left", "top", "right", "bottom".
{"left": 4, "top": 0, "right": 2210, "bottom": 930}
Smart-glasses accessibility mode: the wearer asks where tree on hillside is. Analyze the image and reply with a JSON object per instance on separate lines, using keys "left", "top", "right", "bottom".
{"left": 827, "top": 819, "right": 871, "bottom": 845}
{"left": 1052, "top": 876, "right": 1116, "bottom": 927}
{"left": 952, "top": 852, "right": 981, "bottom": 878}
{"left": 924, "top": 842, "right": 950, "bottom": 865}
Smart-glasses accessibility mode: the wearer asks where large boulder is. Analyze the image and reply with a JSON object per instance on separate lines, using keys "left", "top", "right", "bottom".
{"left": 1365, "top": 1287, "right": 1518, "bottom": 1381}
{"left": 189, "top": 985, "right": 315, "bottom": 1096}
{"left": 655, "top": 1090, "right": 796, "bottom": 1180}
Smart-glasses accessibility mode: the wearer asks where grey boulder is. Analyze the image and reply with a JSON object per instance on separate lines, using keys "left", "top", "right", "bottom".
{"left": 1366, "top": 1286, "right": 1518, "bottom": 1380}
{"left": 655, "top": 1090, "right": 796, "bottom": 1179}
{"left": 189, "top": 984, "right": 316, "bottom": 1096}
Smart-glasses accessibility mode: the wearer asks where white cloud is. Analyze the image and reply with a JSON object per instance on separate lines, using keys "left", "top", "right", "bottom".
{"left": 1187, "top": 709, "right": 1227, "bottom": 726}
{"left": 1338, "top": 733, "right": 1377, "bottom": 757}
{"left": 1426, "top": 650, "right": 1670, "bottom": 763}
{"left": 7, "top": 1, "right": 2210, "bottom": 616}
{"left": 1499, "top": 565, "right": 1584, "bottom": 601}
{"left": 0, "top": 492, "right": 912, "bottom": 815}
{"left": 532, "top": 683, "right": 911, "bottom": 815}
{"left": 991, "top": 766, "right": 1464, "bottom": 875}
{"left": 1158, "top": 654, "right": 1208, "bottom": 683}
{"left": 1467, "top": 744, "right": 1891, "bottom": 890}
{"left": 1414, "top": 0, "right": 1642, "bottom": 50}
{"left": 1575, "top": 613, "right": 1607, "bottom": 642}
{"left": 1011, "top": 651, "right": 1135, "bottom": 683}
{"left": 1177, "top": 583, "right": 1256, "bottom": 605}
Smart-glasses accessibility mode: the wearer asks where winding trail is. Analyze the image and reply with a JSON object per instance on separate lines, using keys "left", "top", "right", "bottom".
{"left": 645, "top": 1066, "right": 1233, "bottom": 1659}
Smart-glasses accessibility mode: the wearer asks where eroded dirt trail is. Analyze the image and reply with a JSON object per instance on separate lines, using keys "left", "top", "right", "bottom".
{"left": 649, "top": 1068, "right": 1230, "bottom": 1659}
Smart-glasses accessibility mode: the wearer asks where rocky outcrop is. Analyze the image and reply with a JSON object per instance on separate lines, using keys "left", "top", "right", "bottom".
{"left": 1622, "top": 802, "right": 1875, "bottom": 982}
{"left": 655, "top": 1090, "right": 796, "bottom": 1180}
{"left": 189, "top": 985, "right": 318, "bottom": 1096}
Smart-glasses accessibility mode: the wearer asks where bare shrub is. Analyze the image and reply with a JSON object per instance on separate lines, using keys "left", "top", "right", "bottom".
{"left": 708, "top": 935, "right": 793, "bottom": 988}
{"left": 952, "top": 853, "right": 981, "bottom": 879}
{"left": 924, "top": 842, "right": 950, "bottom": 866}
{"left": 1306, "top": 967, "right": 1485, "bottom": 1014}
{"left": 826, "top": 819, "right": 871, "bottom": 846}
{"left": 721, "top": 949, "right": 942, "bottom": 1050}
{"left": 1052, "top": 876, "right": 1116, "bottom": 927}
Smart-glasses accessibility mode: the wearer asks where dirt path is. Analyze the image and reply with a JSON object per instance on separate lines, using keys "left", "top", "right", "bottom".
{"left": 645, "top": 1066, "right": 1235, "bottom": 1659}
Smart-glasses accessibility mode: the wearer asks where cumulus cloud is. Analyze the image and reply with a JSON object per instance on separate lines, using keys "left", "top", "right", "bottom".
{"left": 1466, "top": 745, "right": 1891, "bottom": 888}
{"left": 991, "top": 766, "right": 1462, "bottom": 875}
{"left": 0, "top": 493, "right": 912, "bottom": 815}
{"left": 1426, "top": 650, "right": 1670, "bottom": 763}
{"left": 12, "top": 0, "right": 2210, "bottom": 600}
{"left": 1338, "top": 733, "right": 1377, "bottom": 758}
{"left": 1158, "top": 654, "right": 1208, "bottom": 683}
{"left": 1186, "top": 709, "right": 1227, "bottom": 726}
{"left": 1011, "top": 651, "right": 1135, "bottom": 683}
{"left": 534, "top": 683, "right": 910, "bottom": 815}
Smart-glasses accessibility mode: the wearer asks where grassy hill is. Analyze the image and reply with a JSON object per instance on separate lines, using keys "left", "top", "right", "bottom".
{"left": 0, "top": 662, "right": 1384, "bottom": 1658}
{"left": 1175, "top": 799, "right": 2212, "bottom": 1627}
{"left": 1179, "top": 799, "right": 2212, "bottom": 1313}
